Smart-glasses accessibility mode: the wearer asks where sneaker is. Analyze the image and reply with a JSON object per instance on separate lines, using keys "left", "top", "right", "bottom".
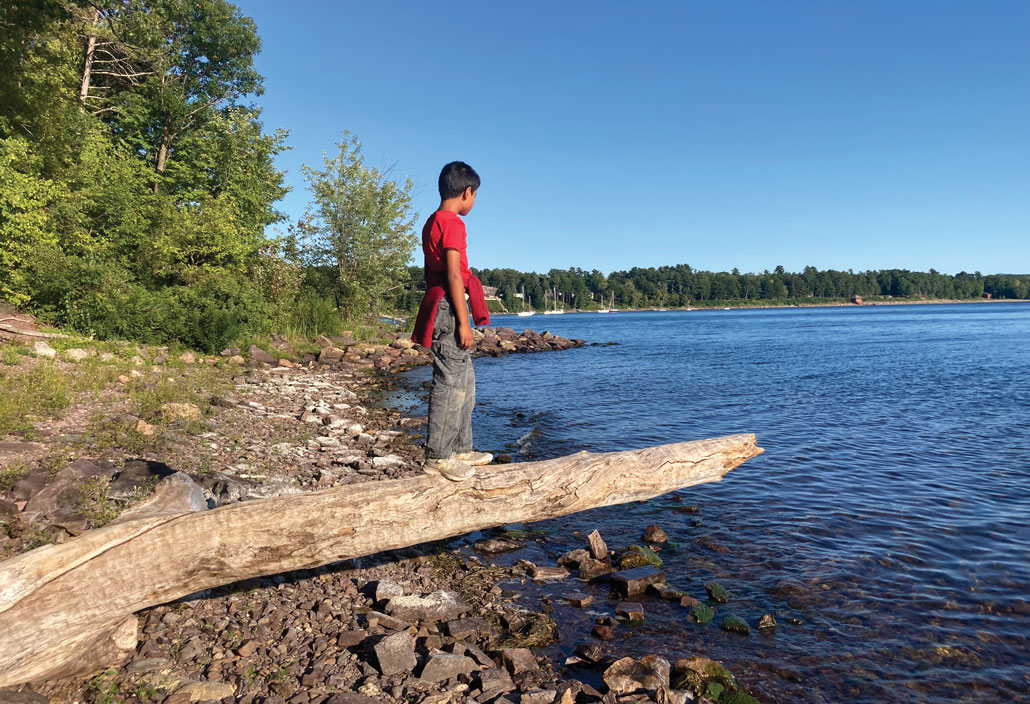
{"left": 454, "top": 450, "right": 494, "bottom": 466}
{"left": 423, "top": 457, "right": 475, "bottom": 482}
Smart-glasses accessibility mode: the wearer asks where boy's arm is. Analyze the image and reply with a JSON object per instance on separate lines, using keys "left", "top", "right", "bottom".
{"left": 445, "top": 248, "right": 474, "bottom": 349}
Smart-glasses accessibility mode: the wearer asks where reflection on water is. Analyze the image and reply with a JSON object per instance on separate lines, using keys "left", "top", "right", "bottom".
{"left": 401, "top": 303, "right": 1030, "bottom": 703}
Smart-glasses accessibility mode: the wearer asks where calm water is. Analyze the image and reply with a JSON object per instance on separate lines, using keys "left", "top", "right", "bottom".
{"left": 400, "top": 303, "right": 1030, "bottom": 703}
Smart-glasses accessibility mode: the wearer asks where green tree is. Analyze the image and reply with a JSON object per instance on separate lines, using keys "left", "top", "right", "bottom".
{"left": 300, "top": 133, "right": 418, "bottom": 320}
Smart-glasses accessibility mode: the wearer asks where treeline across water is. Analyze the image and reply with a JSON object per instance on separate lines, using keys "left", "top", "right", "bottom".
{"left": 465, "top": 265, "right": 1029, "bottom": 310}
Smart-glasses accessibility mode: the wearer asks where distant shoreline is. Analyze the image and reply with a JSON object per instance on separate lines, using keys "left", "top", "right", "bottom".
{"left": 491, "top": 298, "right": 1026, "bottom": 316}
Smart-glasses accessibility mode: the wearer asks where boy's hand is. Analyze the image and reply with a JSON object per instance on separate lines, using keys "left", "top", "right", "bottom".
{"left": 458, "top": 323, "right": 475, "bottom": 350}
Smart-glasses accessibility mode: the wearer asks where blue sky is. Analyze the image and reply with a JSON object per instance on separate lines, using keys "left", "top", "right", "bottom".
{"left": 237, "top": 1, "right": 1029, "bottom": 275}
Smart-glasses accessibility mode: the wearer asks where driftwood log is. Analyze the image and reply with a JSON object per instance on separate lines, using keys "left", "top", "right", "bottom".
{"left": 0, "top": 433, "right": 761, "bottom": 686}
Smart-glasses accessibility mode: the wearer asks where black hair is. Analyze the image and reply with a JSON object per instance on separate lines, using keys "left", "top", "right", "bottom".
{"left": 438, "top": 161, "right": 480, "bottom": 200}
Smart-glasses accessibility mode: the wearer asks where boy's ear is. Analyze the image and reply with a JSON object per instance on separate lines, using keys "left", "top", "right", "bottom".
{"left": 463, "top": 186, "right": 475, "bottom": 200}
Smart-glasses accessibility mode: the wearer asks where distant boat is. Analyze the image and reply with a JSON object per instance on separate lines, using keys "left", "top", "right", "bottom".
{"left": 543, "top": 286, "right": 565, "bottom": 315}
{"left": 517, "top": 291, "right": 535, "bottom": 317}
{"left": 597, "top": 291, "right": 614, "bottom": 313}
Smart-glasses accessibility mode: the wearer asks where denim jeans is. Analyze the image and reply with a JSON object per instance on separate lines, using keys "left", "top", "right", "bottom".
{"left": 426, "top": 296, "right": 476, "bottom": 459}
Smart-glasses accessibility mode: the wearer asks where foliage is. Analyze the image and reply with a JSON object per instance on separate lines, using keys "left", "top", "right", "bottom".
{"left": 0, "top": 362, "right": 71, "bottom": 434}
{"left": 299, "top": 133, "right": 418, "bottom": 320}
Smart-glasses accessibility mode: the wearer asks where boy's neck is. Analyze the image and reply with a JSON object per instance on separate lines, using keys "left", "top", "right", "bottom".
{"left": 438, "top": 198, "right": 463, "bottom": 214}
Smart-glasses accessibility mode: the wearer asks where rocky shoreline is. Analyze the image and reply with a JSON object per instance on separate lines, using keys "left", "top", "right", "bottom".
{"left": 1, "top": 326, "right": 761, "bottom": 704}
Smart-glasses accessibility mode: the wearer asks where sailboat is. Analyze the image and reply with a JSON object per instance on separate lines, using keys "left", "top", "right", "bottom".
{"left": 517, "top": 289, "right": 535, "bottom": 317}
{"left": 543, "top": 286, "right": 565, "bottom": 315}
{"left": 597, "top": 291, "right": 614, "bottom": 313}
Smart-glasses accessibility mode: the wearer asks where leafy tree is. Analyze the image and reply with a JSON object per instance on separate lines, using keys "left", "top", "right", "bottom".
{"left": 299, "top": 133, "right": 418, "bottom": 320}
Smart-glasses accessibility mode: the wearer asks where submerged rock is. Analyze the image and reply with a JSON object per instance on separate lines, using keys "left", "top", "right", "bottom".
{"left": 721, "top": 613, "right": 750, "bottom": 635}
{"left": 689, "top": 603, "right": 714, "bottom": 624}
{"left": 617, "top": 544, "right": 663, "bottom": 569}
{"left": 642, "top": 523, "right": 668, "bottom": 543}
{"left": 705, "top": 582, "right": 731, "bottom": 603}
{"left": 610, "top": 566, "right": 665, "bottom": 596}
{"left": 758, "top": 613, "right": 777, "bottom": 631}
{"left": 602, "top": 655, "right": 671, "bottom": 694}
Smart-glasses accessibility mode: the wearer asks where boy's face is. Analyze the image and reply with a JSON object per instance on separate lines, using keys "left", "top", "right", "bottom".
{"left": 458, "top": 187, "right": 477, "bottom": 215}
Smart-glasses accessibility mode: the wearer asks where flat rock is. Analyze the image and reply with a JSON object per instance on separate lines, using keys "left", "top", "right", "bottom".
{"left": 62, "top": 347, "right": 90, "bottom": 361}
{"left": 385, "top": 591, "right": 470, "bottom": 622}
{"left": 529, "top": 564, "right": 569, "bottom": 581}
{"left": 419, "top": 652, "right": 477, "bottom": 682}
{"left": 446, "top": 616, "right": 490, "bottom": 640}
{"left": 367, "top": 610, "right": 411, "bottom": 632}
{"left": 158, "top": 402, "right": 202, "bottom": 422}
{"left": 473, "top": 537, "right": 524, "bottom": 554}
{"left": 165, "top": 680, "right": 235, "bottom": 703}
{"left": 336, "top": 630, "right": 367, "bottom": 648}
{"left": 373, "top": 578, "right": 405, "bottom": 602}
{"left": 610, "top": 566, "right": 666, "bottom": 595}
{"left": 562, "top": 592, "right": 594, "bottom": 607}
{"left": 602, "top": 655, "right": 671, "bottom": 694}
{"left": 0, "top": 690, "right": 50, "bottom": 703}
{"left": 477, "top": 668, "right": 516, "bottom": 698}
{"left": 577, "top": 557, "right": 613, "bottom": 580}
{"left": 615, "top": 602, "right": 645, "bottom": 622}
{"left": 248, "top": 345, "right": 277, "bottom": 365}
{"left": 521, "top": 690, "right": 557, "bottom": 704}
{"left": 373, "top": 631, "right": 417, "bottom": 676}
{"left": 500, "top": 647, "right": 539, "bottom": 675}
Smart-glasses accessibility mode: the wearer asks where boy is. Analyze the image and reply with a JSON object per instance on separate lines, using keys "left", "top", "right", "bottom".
{"left": 411, "top": 162, "right": 493, "bottom": 481}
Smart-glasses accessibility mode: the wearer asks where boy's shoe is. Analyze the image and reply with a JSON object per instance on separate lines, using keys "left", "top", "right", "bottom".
{"left": 423, "top": 457, "right": 475, "bottom": 482}
{"left": 453, "top": 451, "right": 494, "bottom": 466}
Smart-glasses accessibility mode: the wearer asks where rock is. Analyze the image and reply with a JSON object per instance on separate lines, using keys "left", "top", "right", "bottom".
{"left": 419, "top": 652, "right": 477, "bottom": 682}
{"left": 615, "top": 602, "right": 645, "bottom": 622}
{"left": 118, "top": 472, "right": 206, "bottom": 517}
{"left": 617, "top": 545, "right": 663, "bottom": 569}
{"left": 758, "top": 613, "right": 777, "bottom": 630}
{"left": 671, "top": 657, "right": 737, "bottom": 691}
{"left": 228, "top": 354, "right": 245, "bottom": 365}
{"left": 574, "top": 643, "right": 605, "bottom": 663}
{"left": 178, "top": 351, "right": 195, "bottom": 364}
{"left": 11, "top": 470, "right": 48, "bottom": 502}
{"left": 373, "top": 631, "right": 417, "bottom": 676}
{"left": 446, "top": 616, "right": 489, "bottom": 640}
{"left": 0, "top": 690, "right": 51, "bottom": 703}
{"left": 689, "top": 603, "right": 714, "bottom": 624}
{"left": 577, "top": 557, "right": 613, "bottom": 580}
{"left": 679, "top": 595, "right": 701, "bottom": 607}
{"left": 23, "top": 479, "right": 79, "bottom": 518}
{"left": 165, "top": 680, "right": 235, "bottom": 703}
{"left": 135, "top": 419, "right": 156, "bottom": 436}
{"left": 336, "top": 629, "right": 367, "bottom": 648}
{"left": 500, "top": 647, "right": 539, "bottom": 676}
{"left": 319, "top": 346, "right": 345, "bottom": 363}
{"left": 648, "top": 583, "right": 686, "bottom": 601}
{"left": 326, "top": 693, "right": 379, "bottom": 704}
{"left": 63, "top": 348, "right": 89, "bottom": 362}
{"left": 642, "top": 523, "right": 668, "bottom": 543}
{"left": 610, "top": 566, "right": 665, "bottom": 596}
{"left": 248, "top": 345, "right": 277, "bottom": 365}
{"left": 367, "top": 610, "right": 411, "bottom": 632}
{"left": 528, "top": 564, "right": 569, "bottom": 581}
{"left": 56, "top": 457, "right": 108, "bottom": 482}
{"left": 372, "top": 579, "right": 405, "bottom": 602}
{"left": 237, "top": 639, "right": 260, "bottom": 657}
{"left": 721, "top": 614, "right": 750, "bottom": 635}
{"left": 521, "top": 690, "right": 557, "bottom": 704}
{"left": 30, "top": 341, "right": 56, "bottom": 359}
{"left": 603, "top": 655, "right": 671, "bottom": 694}
{"left": 158, "top": 402, "right": 202, "bottom": 422}
{"left": 705, "top": 582, "right": 730, "bottom": 603}
{"left": 562, "top": 592, "right": 594, "bottom": 607}
{"left": 473, "top": 537, "right": 524, "bottom": 554}
{"left": 586, "top": 529, "right": 608, "bottom": 559}
{"left": 478, "top": 668, "right": 516, "bottom": 699}
{"left": 385, "top": 591, "right": 470, "bottom": 623}
{"left": 591, "top": 623, "right": 614, "bottom": 639}
{"left": 557, "top": 548, "right": 590, "bottom": 568}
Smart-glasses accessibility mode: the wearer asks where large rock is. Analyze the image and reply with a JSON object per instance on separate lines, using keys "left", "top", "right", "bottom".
{"left": 23, "top": 479, "right": 80, "bottom": 518}
{"left": 419, "top": 652, "right": 477, "bottom": 682}
{"left": 164, "top": 680, "right": 235, "bottom": 703}
{"left": 500, "top": 647, "right": 539, "bottom": 676}
{"left": 385, "top": 591, "right": 470, "bottom": 623}
{"left": 603, "top": 655, "right": 671, "bottom": 694}
{"left": 116, "top": 472, "right": 206, "bottom": 519}
{"left": 247, "top": 345, "right": 277, "bottom": 365}
{"left": 318, "top": 346, "right": 345, "bottom": 363}
{"left": 30, "top": 341, "right": 56, "bottom": 359}
{"left": 587, "top": 529, "right": 608, "bottom": 559}
{"left": 62, "top": 348, "right": 90, "bottom": 362}
{"left": 158, "top": 403, "right": 202, "bottom": 422}
{"left": 373, "top": 631, "right": 417, "bottom": 676}
{"left": 610, "top": 566, "right": 666, "bottom": 595}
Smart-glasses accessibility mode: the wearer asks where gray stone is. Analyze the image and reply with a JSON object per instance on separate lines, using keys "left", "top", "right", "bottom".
{"left": 500, "top": 647, "right": 539, "bottom": 675}
{"left": 373, "top": 631, "right": 416, "bottom": 676}
{"left": 385, "top": 590, "right": 470, "bottom": 622}
{"left": 473, "top": 537, "right": 524, "bottom": 554}
{"left": 62, "top": 347, "right": 90, "bottom": 361}
{"left": 165, "top": 680, "right": 236, "bottom": 703}
{"left": 367, "top": 610, "right": 411, "bottom": 632}
{"left": 587, "top": 529, "right": 608, "bottom": 559}
{"left": 325, "top": 695, "right": 379, "bottom": 704}
{"left": 248, "top": 345, "right": 277, "bottom": 365}
{"left": 30, "top": 341, "right": 55, "bottom": 359}
{"left": 610, "top": 566, "right": 666, "bottom": 595}
{"left": 521, "top": 690, "right": 557, "bottom": 704}
{"left": 23, "top": 479, "right": 78, "bottom": 517}
{"left": 373, "top": 578, "right": 405, "bottom": 602}
{"left": 419, "top": 652, "right": 477, "bottom": 682}
{"left": 11, "top": 470, "right": 49, "bottom": 501}
{"left": 477, "top": 667, "right": 516, "bottom": 698}
{"left": 446, "top": 616, "right": 490, "bottom": 640}
{"left": 0, "top": 689, "right": 50, "bottom": 703}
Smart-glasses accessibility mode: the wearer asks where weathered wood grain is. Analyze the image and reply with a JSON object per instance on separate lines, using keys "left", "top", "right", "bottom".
{"left": 0, "top": 433, "right": 761, "bottom": 685}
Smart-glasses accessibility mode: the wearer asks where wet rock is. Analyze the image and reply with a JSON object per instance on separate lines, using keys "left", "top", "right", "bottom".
{"left": 721, "top": 614, "right": 750, "bottom": 635}
{"left": 557, "top": 548, "right": 590, "bottom": 568}
{"left": 473, "top": 537, "right": 524, "bottom": 554}
{"left": 615, "top": 602, "right": 645, "bottom": 622}
{"left": 689, "top": 604, "right": 714, "bottom": 624}
{"left": 647, "top": 583, "right": 686, "bottom": 601}
{"left": 705, "top": 583, "right": 730, "bottom": 603}
{"left": 642, "top": 524, "right": 668, "bottom": 543}
{"left": 616, "top": 545, "right": 663, "bottom": 569}
{"left": 158, "top": 402, "right": 202, "bottom": 422}
{"left": 574, "top": 643, "right": 605, "bottom": 663}
{"left": 419, "top": 652, "right": 477, "bottom": 682}
{"left": 373, "top": 631, "right": 417, "bottom": 676}
{"left": 602, "top": 655, "right": 670, "bottom": 694}
{"left": 248, "top": 345, "right": 277, "bottom": 365}
{"left": 671, "top": 657, "right": 737, "bottom": 691}
{"left": 528, "top": 564, "right": 569, "bottom": 581}
{"left": 758, "top": 613, "right": 777, "bottom": 631}
{"left": 562, "top": 592, "right": 594, "bottom": 607}
{"left": 385, "top": 591, "right": 470, "bottom": 622}
{"left": 30, "top": 341, "right": 56, "bottom": 359}
{"left": 586, "top": 529, "right": 608, "bottom": 560}
{"left": 591, "top": 623, "right": 614, "bottom": 640}
{"left": 610, "top": 566, "right": 665, "bottom": 596}
{"left": 679, "top": 595, "right": 701, "bottom": 607}
{"left": 577, "top": 558, "right": 613, "bottom": 580}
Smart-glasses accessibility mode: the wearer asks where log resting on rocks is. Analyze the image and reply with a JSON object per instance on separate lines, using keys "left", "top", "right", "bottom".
{"left": 0, "top": 433, "right": 761, "bottom": 686}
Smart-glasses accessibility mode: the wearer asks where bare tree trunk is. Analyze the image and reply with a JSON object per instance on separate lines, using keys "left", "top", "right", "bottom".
{"left": 79, "top": 7, "right": 100, "bottom": 105}
{"left": 0, "top": 434, "right": 761, "bottom": 686}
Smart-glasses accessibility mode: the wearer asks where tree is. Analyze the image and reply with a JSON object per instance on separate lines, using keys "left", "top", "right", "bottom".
{"left": 300, "top": 133, "right": 417, "bottom": 319}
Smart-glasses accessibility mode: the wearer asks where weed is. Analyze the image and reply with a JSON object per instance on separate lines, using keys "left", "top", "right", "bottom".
{"left": 0, "top": 361, "right": 71, "bottom": 434}
{"left": 0, "top": 344, "right": 28, "bottom": 366}
{"left": 83, "top": 668, "right": 122, "bottom": 704}
{"left": 76, "top": 476, "right": 121, "bottom": 529}
{"left": 133, "top": 681, "right": 158, "bottom": 702}
{"left": 0, "top": 463, "right": 27, "bottom": 491}
{"left": 83, "top": 412, "right": 152, "bottom": 455}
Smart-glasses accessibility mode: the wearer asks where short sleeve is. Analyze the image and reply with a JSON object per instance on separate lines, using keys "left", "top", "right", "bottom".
{"left": 439, "top": 216, "right": 466, "bottom": 251}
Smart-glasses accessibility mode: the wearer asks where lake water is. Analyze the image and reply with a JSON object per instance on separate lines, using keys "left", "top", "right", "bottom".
{"left": 399, "top": 303, "right": 1030, "bottom": 703}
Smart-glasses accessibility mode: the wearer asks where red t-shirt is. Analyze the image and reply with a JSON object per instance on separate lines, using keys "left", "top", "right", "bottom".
{"left": 422, "top": 210, "right": 470, "bottom": 284}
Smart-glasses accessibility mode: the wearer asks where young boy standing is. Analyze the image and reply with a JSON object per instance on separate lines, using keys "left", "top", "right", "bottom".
{"left": 412, "top": 162, "right": 493, "bottom": 481}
